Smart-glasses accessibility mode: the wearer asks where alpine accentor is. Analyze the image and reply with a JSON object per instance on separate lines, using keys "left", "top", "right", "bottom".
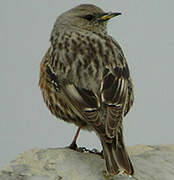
{"left": 39, "top": 4, "right": 134, "bottom": 176}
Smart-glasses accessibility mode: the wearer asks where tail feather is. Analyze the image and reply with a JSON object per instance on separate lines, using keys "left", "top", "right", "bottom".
{"left": 101, "top": 126, "right": 134, "bottom": 176}
{"left": 102, "top": 140, "right": 119, "bottom": 175}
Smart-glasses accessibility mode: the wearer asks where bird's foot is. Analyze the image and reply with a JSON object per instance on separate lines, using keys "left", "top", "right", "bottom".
{"left": 68, "top": 143, "right": 103, "bottom": 157}
{"left": 68, "top": 141, "right": 78, "bottom": 150}
{"left": 78, "top": 147, "right": 103, "bottom": 157}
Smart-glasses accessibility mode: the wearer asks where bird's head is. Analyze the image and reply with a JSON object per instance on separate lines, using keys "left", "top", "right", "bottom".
{"left": 53, "top": 4, "right": 121, "bottom": 33}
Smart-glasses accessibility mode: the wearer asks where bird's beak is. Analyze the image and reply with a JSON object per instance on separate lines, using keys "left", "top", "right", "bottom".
{"left": 98, "top": 12, "right": 122, "bottom": 21}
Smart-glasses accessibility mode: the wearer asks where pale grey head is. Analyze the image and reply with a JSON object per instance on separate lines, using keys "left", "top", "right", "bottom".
{"left": 51, "top": 4, "right": 121, "bottom": 35}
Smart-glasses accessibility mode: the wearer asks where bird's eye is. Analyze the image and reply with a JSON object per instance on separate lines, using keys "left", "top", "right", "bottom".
{"left": 83, "top": 14, "right": 95, "bottom": 21}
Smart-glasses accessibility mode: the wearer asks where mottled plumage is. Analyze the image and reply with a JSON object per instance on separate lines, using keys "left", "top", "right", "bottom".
{"left": 39, "top": 4, "right": 134, "bottom": 176}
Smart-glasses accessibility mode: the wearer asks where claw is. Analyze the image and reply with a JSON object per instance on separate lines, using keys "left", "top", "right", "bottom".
{"left": 68, "top": 141, "right": 78, "bottom": 150}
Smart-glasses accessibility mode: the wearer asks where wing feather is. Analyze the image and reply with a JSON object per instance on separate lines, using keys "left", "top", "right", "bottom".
{"left": 101, "top": 63, "right": 133, "bottom": 138}
{"left": 45, "top": 63, "right": 111, "bottom": 142}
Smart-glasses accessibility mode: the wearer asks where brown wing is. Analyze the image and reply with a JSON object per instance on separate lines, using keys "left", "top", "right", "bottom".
{"left": 101, "top": 61, "right": 133, "bottom": 138}
{"left": 44, "top": 62, "right": 110, "bottom": 141}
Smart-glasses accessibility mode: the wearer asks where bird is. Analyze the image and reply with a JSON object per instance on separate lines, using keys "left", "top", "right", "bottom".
{"left": 39, "top": 4, "right": 134, "bottom": 176}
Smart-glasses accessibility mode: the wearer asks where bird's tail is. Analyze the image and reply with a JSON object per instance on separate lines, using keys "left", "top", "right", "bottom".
{"left": 100, "top": 126, "right": 134, "bottom": 176}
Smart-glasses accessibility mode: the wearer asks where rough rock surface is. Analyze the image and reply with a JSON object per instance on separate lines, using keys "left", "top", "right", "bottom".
{"left": 0, "top": 145, "right": 174, "bottom": 180}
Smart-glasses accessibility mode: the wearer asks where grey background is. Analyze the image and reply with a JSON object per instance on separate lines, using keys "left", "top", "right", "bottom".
{"left": 1, "top": 0, "right": 174, "bottom": 167}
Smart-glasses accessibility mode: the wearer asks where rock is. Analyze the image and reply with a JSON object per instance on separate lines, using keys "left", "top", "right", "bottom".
{"left": 0, "top": 145, "right": 174, "bottom": 180}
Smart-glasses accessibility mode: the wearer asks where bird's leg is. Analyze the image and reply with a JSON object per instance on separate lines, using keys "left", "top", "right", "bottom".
{"left": 68, "top": 127, "right": 103, "bottom": 156}
{"left": 68, "top": 126, "right": 81, "bottom": 150}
